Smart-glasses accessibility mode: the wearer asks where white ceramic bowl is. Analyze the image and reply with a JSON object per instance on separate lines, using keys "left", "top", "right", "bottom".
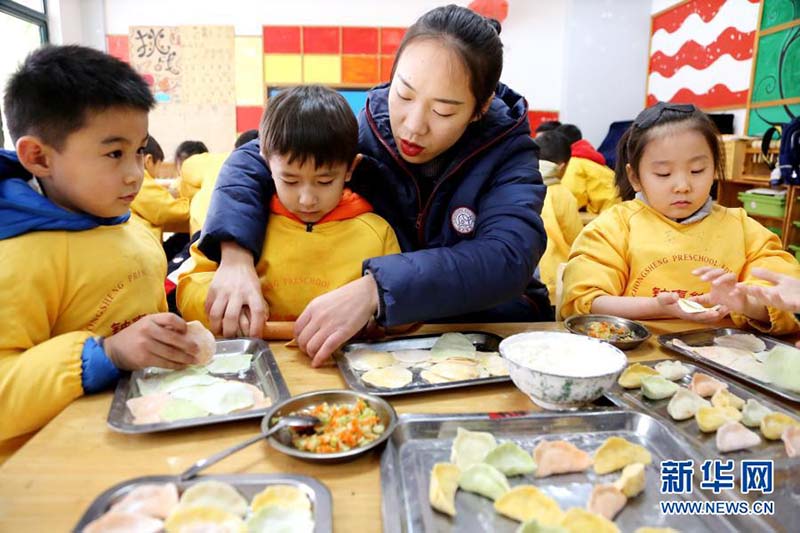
{"left": 499, "top": 331, "right": 627, "bottom": 411}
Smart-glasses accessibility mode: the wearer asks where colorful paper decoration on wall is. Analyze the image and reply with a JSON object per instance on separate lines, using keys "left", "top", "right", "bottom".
{"left": 647, "top": 0, "right": 760, "bottom": 109}
{"left": 746, "top": 0, "right": 800, "bottom": 135}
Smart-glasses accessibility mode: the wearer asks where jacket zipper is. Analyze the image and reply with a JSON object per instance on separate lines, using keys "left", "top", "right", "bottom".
{"left": 367, "top": 96, "right": 531, "bottom": 245}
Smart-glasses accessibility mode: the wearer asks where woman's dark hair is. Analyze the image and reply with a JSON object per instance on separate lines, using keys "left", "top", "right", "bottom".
{"left": 143, "top": 136, "right": 164, "bottom": 163}
{"left": 392, "top": 4, "right": 503, "bottom": 118}
{"left": 259, "top": 85, "right": 358, "bottom": 169}
{"left": 615, "top": 102, "right": 725, "bottom": 200}
{"left": 174, "top": 140, "right": 208, "bottom": 166}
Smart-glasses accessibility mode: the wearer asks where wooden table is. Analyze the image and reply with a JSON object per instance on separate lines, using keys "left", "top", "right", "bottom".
{"left": 0, "top": 320, "right": 710, "bottom": 531}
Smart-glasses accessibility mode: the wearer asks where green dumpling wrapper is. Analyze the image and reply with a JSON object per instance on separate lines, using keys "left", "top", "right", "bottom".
{"left": 431, "top": 332, "right": 477, "bottom": 360}
{"left": 640, "top": 376, "right": 680, "bottom": 400}
{"left": 484, "top": 441, "right": 537, "bottom": 476}
{"left": 159, "top": 398, "right": 209, "bottom": 421}
{"left": 458, "top": 463, "right": 510, "bottom": 501}
{"left": 765, "top": 345, "right": 800, "bottom": 392}
{"left": 741, "top": 399, "right": 772, "bottom": 428}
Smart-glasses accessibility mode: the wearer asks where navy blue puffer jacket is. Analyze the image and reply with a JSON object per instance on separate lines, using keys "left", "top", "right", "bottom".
{"left": 199, "top": 83, "right": 550, "bottom": 325}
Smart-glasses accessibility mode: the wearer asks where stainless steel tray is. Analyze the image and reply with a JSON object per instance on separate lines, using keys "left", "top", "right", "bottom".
{"left": 107, "top": 339, "right": 291, "bottom": 433}
{"left": 72, "top": 474, "right": 332, "bottom": 532}
{"left": 381, "top": 410, "right": 773, "bottom": 533}
{"left": 605, "top": 360, "right": 799, "bottom": 530}
{"left": 659, "top": 327, "right": 800, "bottom": 404}
{"left": 337, "top": 332, "right": 508, "bottom": 397}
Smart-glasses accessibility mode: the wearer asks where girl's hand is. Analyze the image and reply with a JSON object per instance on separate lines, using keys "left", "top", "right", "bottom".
{"left": 655, "top": 291, "right": 729, "bottom": 323}
{"left": 205, "top": 243, "right": 268, "bottom": 338}
{"left": 735, "top": 267, "right": 800, "bottom": 313}
{"left": 294, "top": 275, "right": 379, "bottom": 367}
{"left": 693, "top": 267, "right": 769, "bottom": 322}
{"left": 104, "top": 313, "right": 201, "bottom": 370}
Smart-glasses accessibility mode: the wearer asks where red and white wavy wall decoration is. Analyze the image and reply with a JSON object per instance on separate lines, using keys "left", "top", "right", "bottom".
{"left": 647, "top": 0, "right": 760, "bottom": 109}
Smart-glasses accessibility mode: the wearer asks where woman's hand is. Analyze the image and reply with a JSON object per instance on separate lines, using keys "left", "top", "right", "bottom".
{"left": 693, "top": 267, "right": 769, "bottom": 323}
{"left": 735, "top": 267, "right": 800, "bottom": 313}
{"left": 655, "top": 291, "right": 729, "bottom": 323}
{"left": 205, "top": 242, "right": 268, "bottom": 338}
{"left": 105, "top": 313, "right": 200, "bottom": 370}
{"left": 295, "top": 275, "right": 380, "bottom": 367}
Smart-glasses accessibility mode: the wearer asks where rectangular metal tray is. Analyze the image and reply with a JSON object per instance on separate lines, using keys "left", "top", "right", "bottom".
{"left": 107, "top": 339, "right": 290, "bottom": 433}
{"left": 337, "top": 332, "right": 509, "bottom": 397}
{"left": 380, "top": 410, "right": 773, "bottom": 533}
{"left": 72, "top": 473, "right": 332, "bottom": 532}
{"left": 659, "top": 327, "right": 800, "bottom": 404}
{"left": 604, "top": 359, "right": 797, "bottom": 463}
{"left": 605, "top": 360, "right": 799, "bottom": 530}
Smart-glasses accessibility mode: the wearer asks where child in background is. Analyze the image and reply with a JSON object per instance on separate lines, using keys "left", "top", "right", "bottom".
{"left": 177, "top": 86, "right": 401, "bottom": 332}
{"left": 174, "top": 140, "right": 209, "bottom": 199}
{"left": 535, "top": 130, "right": 582, "bottom": 307}
{"left": 0, "top": 45, "right": 201, "bottom": 454}
{"left": 534, "top": 120, "right": 561, "bottom": 137}
{"left": 558, "top": 123, "right": 620, "bottom": 214}
{"left": 130, "top": 135, "right": 190, "bottom": 243}
{"left": 561, "top": 102, "right": 800, "bottom": 335}
{"left": 185, "top": 130, "right": 258, "bottom": 235}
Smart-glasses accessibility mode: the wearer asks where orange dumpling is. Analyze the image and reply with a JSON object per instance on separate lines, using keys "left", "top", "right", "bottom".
{"left": 689, "top": 373, "right": 727, "bottom": 398}
{"left": 533, "top": 440, "right": 592, "bottom": 478}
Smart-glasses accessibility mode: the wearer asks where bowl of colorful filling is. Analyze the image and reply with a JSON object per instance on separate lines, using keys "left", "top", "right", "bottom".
{"left": 564, "top": 314, "right": 651, "bottom": 350}
{"left": 263, "top": 389, "right": 397, "bottom": 462}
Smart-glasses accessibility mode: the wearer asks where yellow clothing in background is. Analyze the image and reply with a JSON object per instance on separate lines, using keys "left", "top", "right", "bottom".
{"left": 561, "top": 200, "right": 800, "bottom": 334}
{"left": 179, "top": 152, "right": 229, "bottom": 204}
{"left": 178, "top": 190, "right": 401, "bottom": 324}
{"left": 131, "top": 170, "right": 190, "bottom": 241}
{"left": 186, "top": 153, "right": 229, "bottom": 235}
{"left": 0, "top": 221, "right": 167, "bottom": 447}
{"left": 561, "top": 157, "right": 619, "bottom": 214}
{"left": 540, "top": 181, "right": 583, "bottom": 306}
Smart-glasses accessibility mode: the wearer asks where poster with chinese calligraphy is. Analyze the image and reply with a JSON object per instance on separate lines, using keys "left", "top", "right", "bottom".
{"left": 128, "top": 26, "right": 181, "bottom": 103}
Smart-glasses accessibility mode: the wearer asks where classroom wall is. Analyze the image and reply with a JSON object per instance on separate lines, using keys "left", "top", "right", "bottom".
{"left": 560, "top": 0, "right": 652, "bottom": 146}
{"left": 42, "top": 1, "right": 707, "bottom": 148}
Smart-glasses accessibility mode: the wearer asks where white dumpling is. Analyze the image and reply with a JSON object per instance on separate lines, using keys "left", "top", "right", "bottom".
{"left": 667, "top": 388, "right": 710, "bottom": 421}
{"left": 741, "top": 399, "right": 772, "bottom": 428}
{"left": 716, "top": 421, "right": 761, "bottom": 453}
{"left": 457, "top": 463, "right": 510, "bottom": 501}
{"left": 640, "top": 376, "right": 679, "bottom": 400}
{"left": 484, "top": 441, "right": 537, "bottom": 476}
{"left": 246, "top": 505, "right": 314, "bottom": 533}
{"left": 654, "top": 360, "right": 690, "bottom": 381}
{"left": 450, "top": 427, "right": 498, "bottom": 470}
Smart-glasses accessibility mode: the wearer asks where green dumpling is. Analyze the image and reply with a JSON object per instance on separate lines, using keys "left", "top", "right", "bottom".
{"left": 458, "top": 463, "right": 510, "bottom": 501}
{"left": 765, "top": 345, "right": 800, "bottom": 392}
{"left": 517, "top": 519, "right": 569, "bottom": 533}
{"left": 741, "top": 399, "right": 772, "bottom": 428}
{"left": 641, "top": 375, "right": 680, "bottom": 400}
{"left": 484, "top": 441, "right": 537, "bottom": 476}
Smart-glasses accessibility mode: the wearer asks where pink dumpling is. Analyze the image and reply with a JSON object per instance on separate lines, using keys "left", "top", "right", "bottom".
{"left": 587, "top": 484, "right": 627, "bottom": 520}
{"left": 109, "top": 483, "right": 179, "bottom": 519}
{"left": 83, "top": 511, "right": 163, "bottom": 533}
{"left": 534, "top": 440, "right": 593, "bottom": 478}
{"left": 186, "top": 320, "right": 216, "bottom": 364}
{"left": 689, "top": 373, "right": 728, "bottom": 398}
{"left": 716, "top": 421, "right": 761, "bottom": 453}
{"left": 783, "top": 426, "right": 800, "bottom": 458}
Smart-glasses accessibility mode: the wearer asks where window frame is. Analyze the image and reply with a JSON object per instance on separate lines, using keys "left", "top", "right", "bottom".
{"left": 0, "top": 0, "right": 49, "bottom": 43}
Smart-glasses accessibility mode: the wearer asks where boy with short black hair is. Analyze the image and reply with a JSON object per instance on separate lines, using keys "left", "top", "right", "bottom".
{"left": 0, "top": 45, "right": 202, "bottom": 453}
{"left": 177, "top": 85, "right": 401, "bottom": 331}
{"left": 535, "top": 130, "right": 583, "bottom": 306}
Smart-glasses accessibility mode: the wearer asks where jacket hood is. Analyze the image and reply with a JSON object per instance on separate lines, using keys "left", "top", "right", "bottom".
{"left": 270, "top": 188, "right": 373, "bottom": 225}
{"left": 571, "top": 139, "right": 606, "bottom": 166}
{"left": 365, "top": 82, "right": 531, "bottom": 166}
{"left": 0, "top": 149, "right": 130, "bottom": 240}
